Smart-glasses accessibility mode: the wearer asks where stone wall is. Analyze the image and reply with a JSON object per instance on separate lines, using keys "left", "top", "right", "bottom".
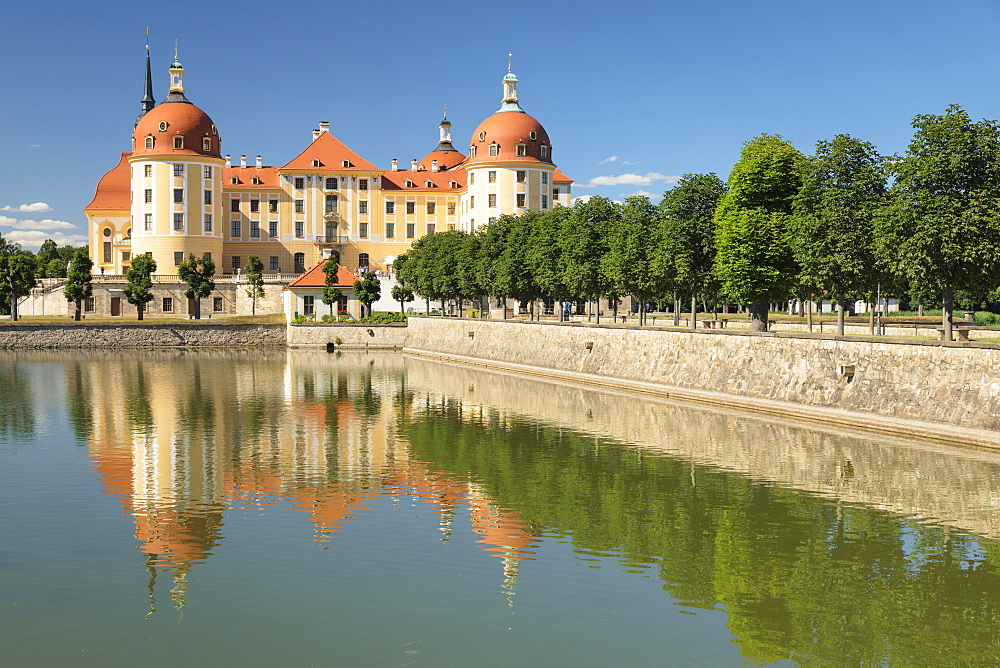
{"left": 403, "top": 317, "right": 1000, "bottom": 445}
{"left": 287, "top": 323, "right": 407, "bottom": 349}
{"left": 0, "top": 323, "right": 286, "bottom": 348}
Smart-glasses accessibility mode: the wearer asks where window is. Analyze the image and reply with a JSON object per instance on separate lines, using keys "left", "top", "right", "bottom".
{"left": 84, "top": 297, "right": 95, "bottom": 313}
{"left": 359, "top": 178, "right": 368, "bottom": 190}
{"left": 250, "top": 220, "right": 260, "bottom": 237}
{"left": 359, "top": 201, "right": 368, "bottom": 214}
{"left": 542, "top": 195, "right": 548, "bottom": 209}
{"left": 103, "top": 242, "right": 112, "bottom": 263}
{"left": 303, "top": 295, "right": 315, "bottom": 315}
{"left": 250, "top": 199, "right": 259, "bottom": 213}
{"left": 145, "top": 189, "right": 153, "bottom": 203}
{"left": 342, "top": 160, "right": 350, "bottom": 168}
{"left": 449, "top": 224, "right": 455, "bottom": 231}
{"left": 295, "top": 199, "right": 304, "bottom": 213}
{"left": 172, "top": 250, "right": 184, "bottom": 265}
{"left": 405, "top": 180, "right": 413, "bottom": 188}
{"left": 385, "top": 222, "right": 395, "bottom": 238}
{"left": 325, "top": 177, "right": 338, "bottom": 189}
{"left": 406, "top": 223, "right": 415, "bottom": 238}
{"left": 144, "top": 164, "right": 152, "bottom": 177}
{"left": 447, "top": 202, "right": 456, "bottom": 215}
{"left": 231, "top": 220, "right": 241, "bottom": 238}
{"left": 204, "top": 190, "right": 212, "bottom": 205}
{"left": 294, "top": 177, "right": 304, "bottom": 190}
{"left": 173, "top": 213, "right": 184, "bottom": 230}
{"left": 294, "top": 252, "right": 305, "bottom": 272}
{"left": 359, "top": 222, "right": 368, "bottom": 238}
{"left": 427, "top": 201, "right": 435, "bottom": 215}
{"left": 488, "top": 217, "right": 497, "bottom": 224}
{"left": 488, "top": 171, "right": 497, "bottom": 182}
{"left": 516, "top": 143, "right": 526, "bottom": 157}
{"left": 231, "top": 256, "right": 241, "bottom": 271}
{"left": 540, "top": 145, "right": 549, "bottom": 159}
{"left": 406, "top": 201, "right": 415, "bottom": 215}
{"left": 426, "top": 224, "right": 436, "bottom": 234}
{"left": 231, "top": 199, "right": 240, "bottom": 212}
{"left": 295, "top": 222, "right": 303, "bottom": 237}
{"left": 469, "top": 173, "right": 475, "bottom": 185}
{"left": 479, "top": 131, "right": 487, "bottom": 141}
{"left": 488, "top": 194, "right": 497, "bottom": 207}
{"left": 385, "top": 201, "right": 395, "bottom": 214}
{"left": 231, "top": 177, "right": 238, "bottom": 185}
{"left": 529, "top": 130, "right": 537, "bottom": 140}
{"left": 469, "top": 146, "right": 476, "bottom": 158}
{"left": 269, "top": 256, "right": 279, "bottom": 271}
{"left": 145, "top": 136, "right": 154, "bottom": 149}
{"left": 173, "top": 136, "right": 183, "bottom": 149}
{"left": 204, "top": 214, "right": 212, "bottom": 232}
{"left": 145, "top": 213, "right": 153, "bottom": 230}
{"left": 203, "top": 138, "right": 212, "bottom": 151}
{"left": 269, "top": 199, "right": 278, "bottom": 213}
{"left": 358, "top": 253, "right": 369, "bottom": 269}
{"left": 541, "top": 172, "right": 548, "bottom": 184}
{"left": 312, "top": 159, "right": 320, "bottom": 167}
{"left": 159, "top": 121, "right": 168, "bottom": 132}
{"left": 517, "top": 194, "right": 525, "bottom": 208}
{"left": 269, "top": 221, "right": 278, "bottom": 237}
{"left": 325, "top": 194, "right": 338, "bottom": 213}
{"left": 213, "top": 297, "right": 223, "bottom": 312}
{"left": 251, "top": 177, "right": 260, "bottom": 185}
{"left": 173, "top": 188, "right": 183, "bottom": 203}
{"left": 162, "top": 297, "right": 173, "bottom": 312}
{"left": 204, "top": 166, "right": 212, "bottom": 178}
{"left": 516, "top": 170, "right": 526, "bottom": 183}
{"left": 470, "top": 196, "right": 475, "bottom": 207}
{"left": 553, "top": 188, "right": 560, "bottom": 198}
{"left": 489, "top": 143, "right": 499, "bottom": 157}
{"left": 204, "top": 253, "right": 211, "bottom": 260}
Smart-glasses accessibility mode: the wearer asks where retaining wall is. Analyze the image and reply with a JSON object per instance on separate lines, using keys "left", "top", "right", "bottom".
{"left": 403, "top": 317, "right": 1000, "bottom": 445}
{"left": 287, "top": 323, "right": 407, "bottom": 349}
{"left": 0, "top": 323, "right": 286, "bottom": 347}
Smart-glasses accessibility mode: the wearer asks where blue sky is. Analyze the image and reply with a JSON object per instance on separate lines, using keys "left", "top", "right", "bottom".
{"left": 3, "top": 0, "right": 1000, "bottom": 248}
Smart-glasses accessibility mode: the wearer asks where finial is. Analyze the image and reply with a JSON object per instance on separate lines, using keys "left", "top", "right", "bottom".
{"left": 507, "top": 52, "right": 513, "bottom": 72}
{"left": 144, "top": 27, "right": 150, "bottom": 49}
{"left": 442, "top": 103, "right": 447, "bottom": 119}
{"left": 174, "top": 39, "right": 179, "bottom": 61}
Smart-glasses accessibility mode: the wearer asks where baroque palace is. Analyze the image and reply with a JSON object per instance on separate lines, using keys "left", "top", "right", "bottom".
{"left": 85, "top": 49, "right": 572, "bottom": 301}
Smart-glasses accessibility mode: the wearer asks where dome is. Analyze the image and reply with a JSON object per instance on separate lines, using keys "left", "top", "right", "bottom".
{"left": 131, "top": 100, "right": 221, "bottom": 159}
{"left": 419, "top": 146, "right": 466, "bottom": 171}
{"left": 466, "top": 111, "right": 552, "bottom": 166}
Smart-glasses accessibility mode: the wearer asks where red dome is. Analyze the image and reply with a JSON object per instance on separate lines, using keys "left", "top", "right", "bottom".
{"left": 418, "top": 147, "right": 466, "bottom": 171}
{"left": 132, "top": 101, "right": 221, "bottom": 158}
{"left": 466, "top": 111, "right": 551, "bottom": 166}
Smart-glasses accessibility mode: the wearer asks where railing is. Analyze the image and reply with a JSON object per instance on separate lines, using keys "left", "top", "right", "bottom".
{"left": 314, "top": 235, "right": 350, "bottom": 244}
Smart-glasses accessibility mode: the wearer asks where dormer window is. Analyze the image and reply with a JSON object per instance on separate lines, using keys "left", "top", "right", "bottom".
{"left": 529, "top": 131, "right": 537, "bottom": 140}
{"left": 405, "top": 180, "right": 413, "bottom": 188}
{"left": 159, "top": 121, "right": 168, "bottom": 132}
{"left": 145, "top": 136, "right": 154, "bottom": 150}
{"left": 489, "top": 143, "right": 499, "bottom": 157}
{"left": 174, "top": 136, "right": 184, "bottom": 149}
{"left": 450, "top": 181, "right": 458, "bottom": 189}
{"left": 203, "top": 138, "right": 212, "bottom": 151}
{"left": 131, "top": 137, "right": 136, "bottom": 151}
{"left": 469, "top": 146, "right": 476, "bottom": 158}
{"left": 231, "top": 177, "right": 238, "bottom": 184}
{"left": 211, "top": 125, "right": 218, "bottom": 135}
{"left": 252, "top": 177, "right": 261, "bottom": 185}
{"left": 540, "top": 145, "right": 549, "bottom": 159}
{"left": 479, "top": 131, "right": 487, "bottom": 141}
{"left": 425, "top": 181, "right": 432, "bottom": 188}
{"left": 312, "top": 159, "right": 320, "bottom": 167}
{"left": 515, "top": 143, "right": 526, "bottom": 157}
{"left": 342, "top": 160, "right": 350, "bottom": 168}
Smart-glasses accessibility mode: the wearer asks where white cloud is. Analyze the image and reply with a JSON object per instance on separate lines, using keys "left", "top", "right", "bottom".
{"left": 1, "top": 202, "right": 52, "bottom": 213}
{"left": 621, "top": 190, "right": 660, "bottom": 199}
{"left": 572, "top": 195, "right": 593, "bottom": 204}
{"left": 29, "top": 144, "right": 40, "bottom": 148}
{"left": 0, "top": 218, "right": 76, "bottom": 230}
{"left": 599, "top": 155, "right": 619, "bottom": 165}
{"left": 5, "top": 231, "right": 87, "bottom": 249}
{"left": 622, "top": 160, "right": 639, "bottom": 165}
{"left": 577, "top": 172, "right": 681, "bottom": 188}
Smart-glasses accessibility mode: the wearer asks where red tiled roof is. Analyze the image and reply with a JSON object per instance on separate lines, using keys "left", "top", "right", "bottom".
{"left": 85, "top": 152, "right": 132, "bottom": 211}
{"left": 282, "top": 131, "right": 380, "bottom": 171}
{"left": 286, "top": 262, "right": 358, "bottom": 289}
{"left": 418, "top": 147, "right": 466, "bottom": 171}
{"left": 223, "top": 165, "right": 279, "bottom": 189}
{"left": 132, "top": 101, "right": 222, "bottom": 158}
{"left": 381, "top": 169, "right": 466, "bottom": 191}
{"left": 553, "top": 168, "right": 573, "bottom": 183}
{"left": 466, "top": 111, "right": 552, "bottom": 166}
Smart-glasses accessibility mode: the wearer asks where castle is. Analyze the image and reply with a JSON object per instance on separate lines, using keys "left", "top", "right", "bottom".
{"left": 85, "top": 49, "right": 573, "bottom": 297}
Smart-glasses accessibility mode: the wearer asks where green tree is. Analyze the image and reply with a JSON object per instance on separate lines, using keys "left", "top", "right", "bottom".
{"left": 560, "top": 196, "right": 616, "bottom": 323}
{"left": 714, "top": 134, "right": 805, "bottom": 331}
{"left": 353, "top": 271, "right": 381, "bottom": 318}
{"left": 36, "top": 239, "right": 58, "bottom": 277}
{"left": 792, "top": 135, "right": 886, "bottom": 335}
{"left": 321, "top": 255, "right": 343, "bottom": 317}
{"left": 63, "top": 248, "right": 93, "bottom": 321}
{"left": 124, "top": 254, "right": 157, "bottom": 320}
{"left": 498, "top": 212, "right": 542, "bottom": 318}
{"left": 876, "top": 105, "right": 1000, "bottom": 340}
{"left": 178, "top": 253, "right": 216, "bottom": 319}
{"left": 0, "top": 235, "right": 38, "bottom": 321}
{"left": 658, "top": 174, "right": 727, "bottom": 328}
{"left": 603, "top": 196, "right": 660, "bottom": 325}
{"left": 527, "top": 207, "right": 573, "bottom": 319}
{"left": 45, "top": 258, "right": 67, "bottom": 278}
{"left": 391, "top": 284, "right": 414, "bottom": 314}
{"left": 245, "top": 255, "right": 265, "bottom": 316}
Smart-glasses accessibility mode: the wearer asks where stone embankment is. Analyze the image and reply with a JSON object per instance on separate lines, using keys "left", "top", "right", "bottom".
{"left": 287, "top": 323, "right": 407, "bottom": 349}
{"left": 0, "top": 323, "right": 286, "bottom": 347}
{"left": 403, "top": 317, "right": 1000, "bottom": 447}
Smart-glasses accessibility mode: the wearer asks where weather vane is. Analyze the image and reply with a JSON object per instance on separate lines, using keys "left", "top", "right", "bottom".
{"left": 144, "top": 27, "right": 150, "bottom": 49}
{"left": 174, "top": 39, "right": 179, "bottom": 60}
{"left": 507, "top": 52, "right": 513, "bottom": 72}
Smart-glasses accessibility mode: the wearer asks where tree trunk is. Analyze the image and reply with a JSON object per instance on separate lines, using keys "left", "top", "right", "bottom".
{"left": 137, "top": 303, "right": 144, "bottom": 321}
{"left": 796, "top": 297, "right": 804, "bottom": 320}
{"left": 193, "top": 298, "right": 201, "bottom": 320}
{"left": 9, "top": 286, "right": 18, "bottom": 322}
{"left": 836, "top": 299, "right": 845, "bottom": 336}
{"left": 595, "top": 297, "right": 600, "bottom": 325}
{"left": 918, "top": 299, "right": 924, "bottom": 317}
{"left": 74, "top": 298, "right": 82, "bottom": 321}
{"left": 806, "top": 298, "right": 813, "bottom": 332}
{"left": 252, "top": 296, "right": 257, "bottom": 316}
{"left": 425, "top": 299, "right": 429, "bottom": 315}
{"left": 749, "top": 301, "right": 768, "bottom": 331}
{"left": 690, "top": 290, "right": 697, "bottom": 330}
{"left": 868, "top": 304, "right": 874, "bottom": 335}
{"left": 673, "top": 292, "right": 680, "bottom": 326}
{"left": 613, "top": 299, "right": 618, "bottom": 322}
{"left": 942, "top": 288, "right": 954, "bottom": 342}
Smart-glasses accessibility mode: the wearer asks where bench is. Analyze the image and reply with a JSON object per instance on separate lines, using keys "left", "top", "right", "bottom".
{"left": 699, "top": 319, "right": 729, "bottom": 329}
{"left": 935, "top": 326, "right": 971, "bottom": 341}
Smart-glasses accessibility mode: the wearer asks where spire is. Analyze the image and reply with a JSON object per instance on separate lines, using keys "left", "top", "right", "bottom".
{"left": 164, "top": 39, "right": 190, "bottom": 104}
{"left": 498, "top": 54, "right": 524, "bottom": 113}
{"left": 436, "top": 106, "right": 456, "bottom": 152}
{"left": 136, "top": 30, "right": 156, "bottom": 126}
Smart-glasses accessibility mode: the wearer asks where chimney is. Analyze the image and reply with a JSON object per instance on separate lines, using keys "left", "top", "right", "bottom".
{"left": 225, "top": 155, "right": 231, "bottom": 167}
{"left": 318, "top": 121, "right": 330, "bottom": 134}
{"left": 256, "top": 155, "right": 262, "bottom": 169}
{"left": 391, "top": 159, "right": 398, "bottom": 172}
{"left": 431, "top": 160, "right": 439, "bottom": 173}
{"left": 411, "top": 158, "right": 418, "bottom": 171}
{"left": 240, "top": 155, "right": 247, "bottom": 169}
{"left": 312, "top": 129, "right": 320, "bottom": 141}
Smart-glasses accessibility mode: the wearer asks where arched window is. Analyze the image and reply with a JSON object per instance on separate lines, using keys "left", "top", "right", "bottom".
{"left": 293, "top": 252, "right": 305, "bottom": 273}
{"left": 529, "top": 130, "right": 537, "bottom": 140}
{"left": 358, "top": 253, "right": 369, "bottom": 270}
{"left": 174, "top": 136, "right": 184, "bottom": 149}
{"left": 145, "top": 136, "right": 154, "bottom": 150}
{"left": 312, "top": 159, "right": 320, "bottom": 167}
{"left": 203, "top": 137, "right": 211, "bottom": 151}
{"left": 515, "top": 143, "right": 526, "bottom": 157}
{"left": 489, "top": 143, "right": 499, "bottom": 157}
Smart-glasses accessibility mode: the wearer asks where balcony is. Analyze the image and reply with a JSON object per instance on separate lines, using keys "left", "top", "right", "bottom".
{"left": 315, "top": 235, "right": 349, "bottom": 246}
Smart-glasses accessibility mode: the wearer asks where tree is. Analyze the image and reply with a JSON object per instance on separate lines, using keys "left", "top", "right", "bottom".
{"left": 876, "top": 105, "right": 1000, "bottom": 341}
{"left": 245, "top": 255, "right": 265, "bottom": 316}
{"left": 63, "top": 248, "right": 93, "bottom": 321}
{"left": 36, "top": 239, "right": 58, "bottom": 277}
{"left": 603, "top": 196, "right": 660, "bottom": 325}
{"left": 560, "top": 196, "right": 616, "bottom": 323}
{"left": 714, "top": 134, "right": 805, "bottom": 331}
{"left": 178, "top": 253, "right": 216, "bottom": 319}
{"left": 124, "top": 254, "right": 156, "bottom": 320}
{"left": 658, "top": 174, "right": 727, "bottom": 328}
{"left": 0, "top": 235, "right": 38, "bottom": 321}
{"left": 321, "top": 255, "right": 342, "bottom": 317}
{"left": 391, "top": 284, "right": 414, "bottom": 314}
{"left": 792, "top": 135, "right": 886, "bottom": 335}
{"left": 527, "top": 207, "right": 572, "bottom": 319}
{"left": 353, "top": 271, "right": 381, "bottom": 318}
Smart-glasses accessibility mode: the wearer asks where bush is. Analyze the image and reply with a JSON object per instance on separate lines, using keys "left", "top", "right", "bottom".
{"left": 974, "top": 311, "right": 1000, "bottom": 327}
{"left": 359, "top": 311, "right": 407, "bottom": 324}
{"left": 291, "top": 314, "right": 314, "bottom": 324}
